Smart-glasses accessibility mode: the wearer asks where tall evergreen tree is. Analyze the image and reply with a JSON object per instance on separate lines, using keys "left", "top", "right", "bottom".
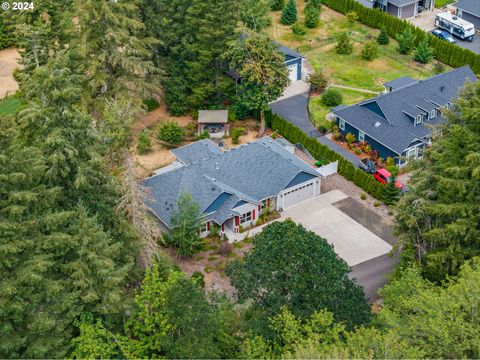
{"left": 241, "top": 0, "right": 272, "bottom": 31}
{"left": 377, "top": 27, "right": 390, "bottom": 45}
{"left": 396, "top": 27, "right": 416, "bottom": 54}
{"left": 395, "top": 82, "right": 480, "bottom": 282}
{"left": 382, "top": 175, "right": 400, "bottom": 205}
{"left": 304, "top": 1, "right": 321, "bottom": 29}
{"left": 270, "top": 0, "right": 285, "bottom": 11}
{"left": 281, "top": 0, "right": 297, "bottom": 25}
{"left": 225, "top": 28, "right": 289, "bottom": 136}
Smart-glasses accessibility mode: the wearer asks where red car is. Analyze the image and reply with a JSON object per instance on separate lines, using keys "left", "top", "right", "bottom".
{"left": 374, "top": 168, "right": 403, "bottom": 190}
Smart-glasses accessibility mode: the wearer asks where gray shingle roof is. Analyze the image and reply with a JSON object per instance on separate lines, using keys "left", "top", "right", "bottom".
{"left": 170, "top": 139, "right": 223, "bottom": 165}
{"left": 333, "top": 66, "right": 477, "bottom": 154}
{"left": 384, "top": 76, "right": 418, "bottom": 90}
{"left": 388, "top": 0, "right": 419, "bottom": 6}
{"left": 143, "top": 137, "right": 319, "bottom": 227}
{"left": 355, "top": 0, "right": 375, "bottom": 8}
{"left": 455, "top": 0, "right": 480, "bottom": 17}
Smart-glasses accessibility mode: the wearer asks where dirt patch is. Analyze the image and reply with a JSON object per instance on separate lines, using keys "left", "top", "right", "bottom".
{"left": 171, "top": 239, "right": 254, "bottom": 296}
{"left": 0, "top": 48, "right": 21, "bottom": 99}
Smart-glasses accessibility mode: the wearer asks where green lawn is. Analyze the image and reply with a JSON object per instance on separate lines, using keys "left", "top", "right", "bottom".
{"left": 435, "top": 0, "right": 454, "bottom": 8}
{"left": 309, "top": 88, "right": 372, "bottom": 129}
{"left": 0, "top": 97, "right": 24, "bottom": 115}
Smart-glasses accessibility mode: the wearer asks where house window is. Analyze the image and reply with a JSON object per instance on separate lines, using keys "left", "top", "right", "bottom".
{"left": 339, "top": 118, "right": 345, "bottom": 131}
{"left": 201, "top": 222, "right": 208, "bottom": 233}
{"left": 358, "top": 130, "right": 365, "bottom": 142}
{"left": 406, "top": 147, "right": 417, "bottom": 159}
{"left": 417, "top": 146, "right": 425, "bottom": 158}
{"left": 416, "top": 115, "right": 422, "bottom": 125}
{"left": 240, "top": 211, "right": 252, "bottom": 224}
{"left": 430, "top": 110, "right": 436, "bottom": 119}
{"left": 260, "top": 199, "right": 268, "bottom": 211}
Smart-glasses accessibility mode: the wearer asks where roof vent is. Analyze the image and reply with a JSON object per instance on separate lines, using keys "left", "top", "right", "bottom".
{"left": 212, "top": 178, "right": 216, "bottom": 181}
{"left": 440, "top": 85, "right": 445, "bottom": 92}
{"left": 269, "top": 139, "right": 273, "bottom": 143}
{"left": 374, "top": 121, "right": 381, "bottom": 127}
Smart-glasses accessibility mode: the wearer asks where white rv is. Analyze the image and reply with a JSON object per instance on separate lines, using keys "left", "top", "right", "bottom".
{"left": 435, "top": 12, "right": 475, "bottom": 42}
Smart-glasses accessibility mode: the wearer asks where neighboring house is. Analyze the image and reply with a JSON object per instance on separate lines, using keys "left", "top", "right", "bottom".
{"left": 197, "top": 110, "right": 229, "bottom": 138}
{"left": 143, "top": 137, "right": 322, "bottom": 240}
{"left": 454, "top": 0, "right": 480, "bottom": 28}
{"left": 332, "top": 66, "right": 476, "bottom": 167}
{"left": 355, "top": 0, "right": 435, "bottom": 18}
{"left": 227, "top": 44, "right": 303, "bottom": 84}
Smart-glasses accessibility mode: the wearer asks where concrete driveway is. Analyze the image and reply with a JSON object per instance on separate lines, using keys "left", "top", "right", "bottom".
{"left": 282, "top": 190, "right": 393, "bottom": 267}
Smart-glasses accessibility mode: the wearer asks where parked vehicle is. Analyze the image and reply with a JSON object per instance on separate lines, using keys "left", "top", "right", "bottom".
{"left": 435, "top": 12, "right": 475, "bottom": 42}
{"left": 358, "top": 158, "right": 376, "bottom": 174}
{"left": 373, "top": 168, "right": 403, "bottom": 190}
{"left": 431, "top": 29, "right": 455, "bottom": 43}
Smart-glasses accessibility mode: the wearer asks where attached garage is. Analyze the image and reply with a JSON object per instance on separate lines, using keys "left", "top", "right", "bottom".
{"left": 283, "top": 182, "right": 315, "bottom": 208}
{"left": 287, "top": 63, "right": 298, "bottom": 82}
{"left": 278, "top": 172, "right": 321, "bottom": 209}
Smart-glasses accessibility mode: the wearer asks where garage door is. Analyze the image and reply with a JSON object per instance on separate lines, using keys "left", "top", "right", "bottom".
{"left": 287, "top": 63, "right": 298, "bottom": 82}
{"left": 283, "top": 182, "right": 314, "bottom": 208}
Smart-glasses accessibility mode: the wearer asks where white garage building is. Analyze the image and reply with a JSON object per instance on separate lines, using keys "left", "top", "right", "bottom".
{"left": 143, "top": 137, "right": 322, "bottom": 241}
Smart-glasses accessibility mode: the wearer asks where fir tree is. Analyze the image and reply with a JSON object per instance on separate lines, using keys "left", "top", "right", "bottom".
{"left": 382, "top": 175, "right": 400, "bottom": 205}
{"left": 377, "top": 27, "right": 389, "bottom": 45}
{"left": 396, "top": 27, "right": 416, "bottom": 55}
{"left": 414, "top": 36, "right": 434, "bottom": 64}
{"left": 335, "top": 31, "right": 353, "bottom": 55}
{"left": 395, "top": 81, "right": 480, "bottom": 282}
{"left": 241, "top": 0, "right": 271, "bottom": 31}
{"left": 280, "top": 0, "right": 297, "bottom": 25}
{"left": 304, "top": 1, "right": 321, "bottom": 29}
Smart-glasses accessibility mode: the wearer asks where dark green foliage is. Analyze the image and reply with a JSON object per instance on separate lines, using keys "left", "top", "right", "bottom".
{"left": 377, "top": 27, "right": 389, "bottom": 45}
{"left": 241, "top": 0, "right": 272, "bottom": 30}
{"left": 231, "top": 127, "right": 244, "bottom": 144}
{"left": 164, "top": 193, "right": 202, "bottom": 257}
{"left": 227, "top": 221, "right": 371, "bottom": 329}
{"left": 280, "top": 0, "right": 297, "bottom": 25}
{"left": 143, "top": 97, "right": 160, "bottom": 112}
{"left": 158, "top": 121, "right": 184, "bottom": 144}
{"left": 270, "top": 0, "right": 285, "bottom": 10}
{"left": 137, "top": 129, "right": 152, "bottom": 154}
{"left": 414, "top": 36, "right": 434, "bottom": 64}
{"left": 72, "top": 263, "right": 239, "bottom": 359}
{"left": 321, "top": 0, "right": 480, "bottom": 74}
{"left": 191, "top": 271, "right": 206, "bottom": 288}
{"left": 382, "top": 175, "right": 400, "bottom": 205}
{"left": 309, "top": 71, "right": 328, "bottom": 92}
{"left": 361, "top": 40, "right": 378, "bottom": 61}
{"left": 291, "top": 22, "right": 306, "bottom": 35}
{"left": 304, "top": 1, "right": 321, "bottom": 28}
{"left": 395, "top": 82, "right": 480, "bottom": 282}
{"left": 335, "top": 31, "right": 353, "bottom": 54}
{"left": 321, "top": 88, "right": 343, "bottom": 106}
{"left": 0, "top": 17, "right": 6, "bottom": 49}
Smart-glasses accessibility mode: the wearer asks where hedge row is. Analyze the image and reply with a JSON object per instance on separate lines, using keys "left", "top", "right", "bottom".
{"left": 322, "top": 0, "right": 480, "bottom": 73}
{"left": 265, "top": 111, "right": 385, "bottom": 200}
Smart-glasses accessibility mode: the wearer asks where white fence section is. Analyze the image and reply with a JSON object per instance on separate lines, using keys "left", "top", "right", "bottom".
{"left": 316, "top": 160, "right": 338, "bottom": 177}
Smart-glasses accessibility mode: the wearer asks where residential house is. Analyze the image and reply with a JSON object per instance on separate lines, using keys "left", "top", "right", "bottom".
{"left": 356, "top": 0, "right": 435, "bottom": 18}
{"left": 454, "top": 0, "right": 480, "bottom": 28}
{"left": 143, "top": 137, "right": 322, "bottom": 240}
{"left": 227, "top": 44, "right": 303, "bottom": 84}
{"left": 332, "top": 66, "right": 476, "bottom": 167}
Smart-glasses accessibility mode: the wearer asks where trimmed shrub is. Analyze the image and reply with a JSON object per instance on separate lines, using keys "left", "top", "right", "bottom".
{"left": 318, "top": 124, "right": 328, "bottom": 135}
{"left": 291, "top": 22, "right": 306, "bottom": 35}
{"left": 361, "top": 40, "right": 378, "bottom": 61}
{"left": 345, "top": 132, "right": 356, "bottom": 144}
{"left": 346, "top": 11, "right": 358, "bottom": 23}
{"left": 309, "top": 71, "right": 328, "bottom": 92}
{"left": 335, "top": 31, "right": 353, "bottom": 55}
{"left": 281, "top": 0, "right": 297, "bottom": 25}
{"left": 377, "top": 27, "right": 389, "bottom": 45}
{"left": 158, "top": 121, "right": 184, "bottom": 144}
{"left": 321, "top": 88, "right": 343, "bottom": 107}
{"left": 137, "top": 129, "right": 152, "bottom": 154}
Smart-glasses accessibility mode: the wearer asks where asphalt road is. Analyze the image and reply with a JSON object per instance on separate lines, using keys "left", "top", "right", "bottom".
{"left": 454, "top": 36, "right": 480, "bottom": 54}
{"left": 334, "top": 197, "right": 400, "bottom": 301}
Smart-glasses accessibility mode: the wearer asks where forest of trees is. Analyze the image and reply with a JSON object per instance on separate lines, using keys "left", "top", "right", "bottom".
{"left": 1, "top": 0, "right": 480, "bottom": 358}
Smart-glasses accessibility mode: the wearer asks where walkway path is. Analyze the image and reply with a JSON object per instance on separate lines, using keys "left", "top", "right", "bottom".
{"left": 329, "top": 83, "right": 380, "bottom": 95}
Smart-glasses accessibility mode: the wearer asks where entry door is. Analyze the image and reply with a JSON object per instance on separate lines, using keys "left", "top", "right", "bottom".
{"left": 287, "top": 63, "right": 298, "bottom": 82}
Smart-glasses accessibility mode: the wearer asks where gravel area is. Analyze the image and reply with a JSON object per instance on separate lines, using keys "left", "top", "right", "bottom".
{"left": 321, "top": 174, "right": 393, "bottom": 222}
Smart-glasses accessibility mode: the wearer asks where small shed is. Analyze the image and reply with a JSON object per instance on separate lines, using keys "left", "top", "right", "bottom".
{"left": 197, "top": 110, "right": 229, "bottom": 138}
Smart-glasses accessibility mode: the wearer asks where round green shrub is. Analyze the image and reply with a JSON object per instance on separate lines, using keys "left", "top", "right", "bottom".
{"left": 321, "top": 88, "right": 343, "bottom": 107}
{"left": 361, "top": 40, "right": 378, "bottom": 61}
{"left": 291, "top": 22, "right": 306, "bottom": 35}
{"left": 309, "top": 71, "right": 328, "bottom": 93}
{"left": 158, "top": 121, "right": 184, "bottom": 144}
